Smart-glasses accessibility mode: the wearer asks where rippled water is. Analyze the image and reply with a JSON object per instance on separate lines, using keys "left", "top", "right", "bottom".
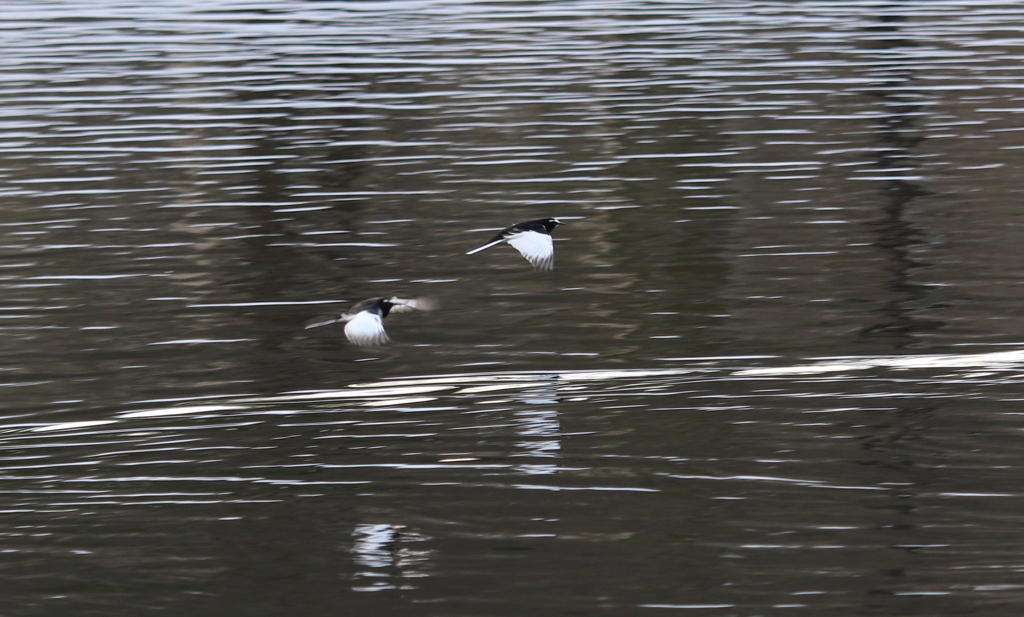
{"left": 4, "top": 1, "right": 1024, "bottom": 615}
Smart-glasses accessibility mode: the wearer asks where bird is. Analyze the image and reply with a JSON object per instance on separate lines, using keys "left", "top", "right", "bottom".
{"left": 304, "top": 296, "right": 438, "bottom": 346}
{"left": 465, "top": 218, "right": 564, "bottom": 271}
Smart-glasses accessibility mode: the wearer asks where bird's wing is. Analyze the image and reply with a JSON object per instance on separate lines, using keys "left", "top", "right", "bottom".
{"left": 343, "top": 311, "right": 390, "bottom": 346}
{"left": 388, "top": 296, "right": 440, "bottom": 313}
{"left": 506, "top": 230, "right": 555, "bottom": 271}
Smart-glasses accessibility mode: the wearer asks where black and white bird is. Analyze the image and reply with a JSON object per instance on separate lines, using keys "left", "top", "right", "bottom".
{"left": 304, "top": 296, "right": 438, "bottom": 347}
{"left": 465, "top": 217, "right": 564, "bottom": 271}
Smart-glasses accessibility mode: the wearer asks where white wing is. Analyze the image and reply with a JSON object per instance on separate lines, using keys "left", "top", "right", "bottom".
{"left": 343, "top": 311, "right": 390, "bottom": 347}
{"left": 506, "top": 231, "right": 554, "bottom": 271}
{"left": 388, "top": 296, "right": 440, "bottom": 313}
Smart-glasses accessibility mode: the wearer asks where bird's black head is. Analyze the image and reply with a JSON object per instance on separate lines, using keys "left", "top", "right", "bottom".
{"left": 541, "top": 218, "right": 564, "bottom": 232}
{"left": 351, "top": 297, "right": 394, "bottom": 318}
{"left": 376, "top": 298, "right": 395, "bottom": 318}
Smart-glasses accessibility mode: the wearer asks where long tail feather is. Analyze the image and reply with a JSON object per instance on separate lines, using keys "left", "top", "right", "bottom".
{"left": 465, "top": 237, "right": 505, "bottom": 255}
{"left": 304, "top": 315, "right": 341, "bottom": 329}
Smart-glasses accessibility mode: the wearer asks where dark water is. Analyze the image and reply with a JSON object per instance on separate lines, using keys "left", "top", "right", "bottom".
{"left": 4, "top": 1, "right": 1024, "bottom": 614}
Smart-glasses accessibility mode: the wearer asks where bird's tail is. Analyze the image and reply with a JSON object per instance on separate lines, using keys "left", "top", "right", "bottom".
{"left": 465, "top": 238, "right": 505, "bottom": 255}
{"left": 304, "top": 315, "right": 342, "bottom": 329}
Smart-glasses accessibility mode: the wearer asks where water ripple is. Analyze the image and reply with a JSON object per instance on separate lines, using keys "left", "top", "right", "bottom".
{"left": 3, "top": 0, "right": 1024, "bottom": 612}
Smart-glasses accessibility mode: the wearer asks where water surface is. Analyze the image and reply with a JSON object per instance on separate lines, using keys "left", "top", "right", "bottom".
{"left": 3, "top": 1, "right": 1024, "bottom": 615}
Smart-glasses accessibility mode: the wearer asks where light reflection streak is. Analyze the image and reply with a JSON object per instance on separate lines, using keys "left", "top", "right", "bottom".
{"left": 31, "top": 420, "right": 116, "bottom": 432}
{"left": 663, "top": 473, "right": 887, "bottom": 491}
{"left": 246, "top": 385, "right": 454, "bottom": 403}
{"left": 513, "top": 485, "right": 660, "bottom": 492}
{"left": 457, "top": 383, "right": 550, "bottom": 394}
{"left": 119, "top": 404, "right": 248, "bottom": 419}
{"left": 361, "top": 397, "right": 438, "bottom": 407}
{"left": 735, "top": 350, "right": 1024, "bottom": 376}
{"left": 245, "top": 463, "right": 515, "bottom": 471}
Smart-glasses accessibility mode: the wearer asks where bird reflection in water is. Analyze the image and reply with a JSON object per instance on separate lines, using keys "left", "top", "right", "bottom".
{"left": 350, "top": 523, "right": 431, "bottom": 592}
{"left": 511, "top": 381, "right": 562, "bottom": 475}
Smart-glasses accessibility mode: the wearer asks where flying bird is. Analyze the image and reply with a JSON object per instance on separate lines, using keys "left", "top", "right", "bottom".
{"left": 465, "top": 217, "right": 564, "bottom": 271}
{"left": 304, "top": 296, "right": 438, "bottom": 347}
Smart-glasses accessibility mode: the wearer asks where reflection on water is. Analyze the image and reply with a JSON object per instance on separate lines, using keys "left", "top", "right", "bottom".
{"left": 6, "top": 354, "right": 1024, "bottom": 612}
{"left": 351, "top": 523, "right": 431, "bottom": 593}
{"left": 3, "top": 0, "right": 1024, "bottom": 614}
{"left": 858, "top": 10, "right": 937, "bottom": 348}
